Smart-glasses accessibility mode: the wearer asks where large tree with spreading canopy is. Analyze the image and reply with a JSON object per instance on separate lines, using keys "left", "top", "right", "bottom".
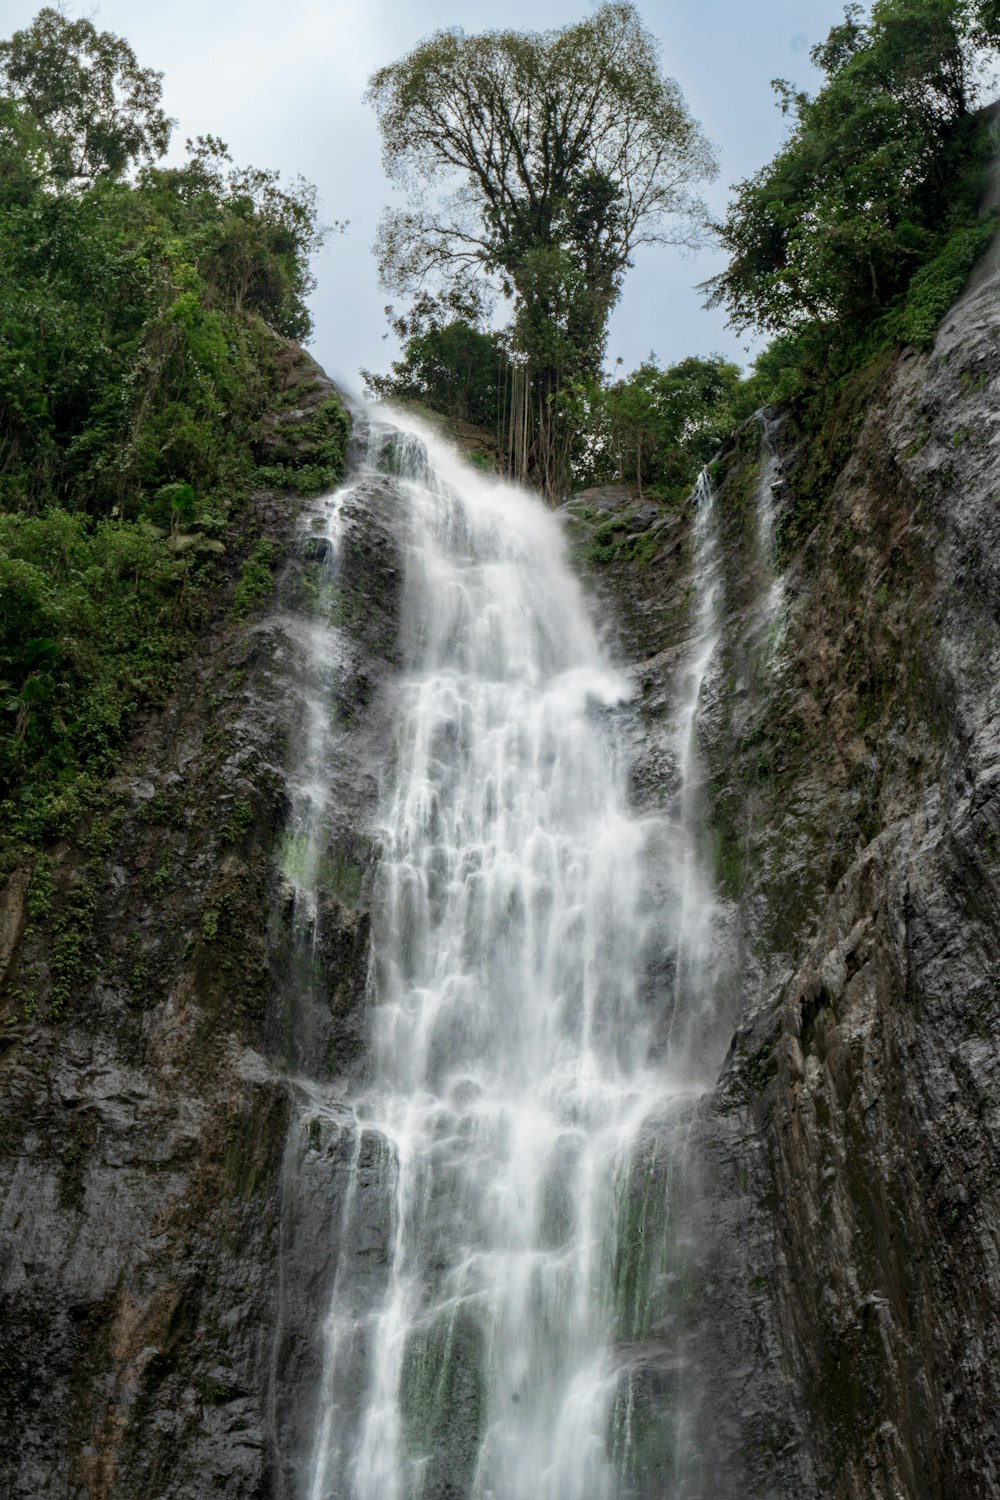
{"left": 0, "top": 7, "right": 172, "bottom": 184}
{"left": 366, "top": 2, "right": 716, "bottom": 493}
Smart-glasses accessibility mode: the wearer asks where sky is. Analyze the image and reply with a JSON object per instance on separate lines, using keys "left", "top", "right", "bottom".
{"left": 1, "top": 0, "right": 842, "bottom": 391}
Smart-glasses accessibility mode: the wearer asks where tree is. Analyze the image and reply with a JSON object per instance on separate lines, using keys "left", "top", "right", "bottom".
{"left": 0, "top": 96, "right": 47, "bottom": 202}
{"left": 0, "top": 14, "right": 347, "bottom": 855}
{"left": 0, "top": 110, "right": 330, "bottom": 519}
{"left": 595, "top": 354, "right": 754, "bottom": 499}
{"left": 136, "top": 136, "right": 334, "bottom": 340}
{"left": 704, "top": 0, "right": 1000, "bottom": 346}
{"left": 0, "top": 6, "right": 172, "bottom": 184}
{"left": 366, "top": 2, "right": 715, "bottom": 494}
{"left": 362, "top": 292, "right": 513, "bottom": 432}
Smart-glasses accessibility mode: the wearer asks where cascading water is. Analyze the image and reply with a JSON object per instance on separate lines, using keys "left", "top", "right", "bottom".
{"left": 753, "top": 411, "right": 786, "bottom": 637}
{"left": 666, "top": 470, "right": 724, "bottom": 1071}
{"left": 282, "top": 491, "right": 348, "bottom": 930}
{"left": 289, "top": 417, "right": 725, "bottom": 1500}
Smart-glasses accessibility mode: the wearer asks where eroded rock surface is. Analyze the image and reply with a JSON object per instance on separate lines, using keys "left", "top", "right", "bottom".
{"left": 2, "top": 229, "right": 999, "bottom": 1498}
{"left": 0, "top": 387, "right": 404, "bottom": 1497}
{"left": 562, "top": 230, "right": 1000, "bottom": 1497}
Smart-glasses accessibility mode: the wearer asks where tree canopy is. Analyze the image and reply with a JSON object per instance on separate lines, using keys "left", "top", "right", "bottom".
{"left": 0, "top": 10, "right": 341, "bottom": 849}
{"left": 0, "top": 11, "right": 331, "bottom": 518}
{"left": 592, "top": 354, "right": 757, "bottom": 499}
{"left": 705, "top": 0, "right": 1000, "bottom": 347}
{"left": 362, "top": 292, "right": 512, "bottom": 432}
{"left": 0, "top": 7, "right": 173, "bottom": 183}
{"left": 367, "top": 2, "right": 715, "bottom": 492}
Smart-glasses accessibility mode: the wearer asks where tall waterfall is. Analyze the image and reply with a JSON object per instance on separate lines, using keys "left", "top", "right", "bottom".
{"left": 294, "top": 417, "right": 722, "bottom": 1500}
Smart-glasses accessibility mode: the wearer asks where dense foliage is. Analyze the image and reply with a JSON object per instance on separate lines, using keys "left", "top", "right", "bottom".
{"left": 366, "top": 0, "right": 1000, "bottom": 524}
{"left": 663, "top": 0, "right": 1000, "bottom": 560}
{"left": 0, "top": 510, "right": 198, "bottom": 848}
{"left": 588, "top": 355, "right": 761, "bottom": 500}
{"left": 362, "top": 294, "right": 513, "bottom": 433}
{"left": 0, "top": 9, "right": 336, "bottom": 856}
{"left": 368, "top": 321, "right": 762, "bottom": 504}
{"left": 367, "top": 2, "right": 715, "bottom": 493}
{"left": 0, "top": 6, "right": 171, "bottom": 184}
{"left": 706, "top": 0, "right": 1000, "bottom": 368}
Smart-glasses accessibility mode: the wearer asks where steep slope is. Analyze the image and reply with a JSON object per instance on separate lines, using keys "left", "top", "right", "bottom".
{"left": 724, "top": 216, "right": 1000, "bottom": 1500}
{"left": 567, "top": 226, "right": 1000, "bottom": 1496}
{"left": 0, "top": 357, "right": 402, "bottom": 1499}
{"left": 2, "top": 232, "right": 999, "bottom": 1498}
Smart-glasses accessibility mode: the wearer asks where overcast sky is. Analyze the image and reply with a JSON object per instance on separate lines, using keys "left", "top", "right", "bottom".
{"left": 2, "top": 0, "right": 842, "bottom": 390}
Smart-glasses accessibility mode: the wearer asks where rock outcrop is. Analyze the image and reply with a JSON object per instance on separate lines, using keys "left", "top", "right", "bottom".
{"left": 564, "top": 227, "right": 1000, "bottom": 1497}
{"left": 0, "top": 358, "right": 400, "bottom": 1497}
{"left": 2, "top": 230, "right": 999, "bottom": 1498}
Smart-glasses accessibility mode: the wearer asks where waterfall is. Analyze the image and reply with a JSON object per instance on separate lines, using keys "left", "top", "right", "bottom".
{"left": 283, "top": 489, "right": 349, "bottom": 929}
{"left": 290, "top": 417, "right": 724, "bottom": 1500}
{"left": 666, "top": 470, "right": 723, "bottom": 1070}
{"left": 753, "top": 412, "right": 786, "bottom": 638}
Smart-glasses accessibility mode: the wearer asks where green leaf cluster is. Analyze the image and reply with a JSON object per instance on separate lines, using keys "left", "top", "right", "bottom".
{"left": 0, "top": 6, "right": 171, "bottom": 184}
{"left": 706, "top": 0, "right": 1000, "bottom": 354}
{"left": 0, "top": 142, "right": 326, "bottom": 517}
{"left": 363, "top": 292, "right": 512, "bottom": 432}
{"left": 367, "top": 2, "right": 716, "bottom": 493}
{"left": 0, "top": 509, "right": 191, "bottom": 844}
{"left": 587, "top": 355, "right": 761, "bottom": 501}
{"left": 895, "top": 216, "right": 998, "bottom": 345}
{"left": 0, "top": 10, "right": 339, "bottom": 860}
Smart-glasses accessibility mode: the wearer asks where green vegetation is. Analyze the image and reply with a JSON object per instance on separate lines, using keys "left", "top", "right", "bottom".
{"left": 586, "top": 354, "right": 762, "bottom": 501}
{"left": 47, "top": 879, "right": 96, "bottom": 1018}
{"left": 370, "top": 336, "right": 763, "bottom": 506}
{"left": 694, "top": 0, "right": 1000, "bottom": 551}
{"left": 370, "top": 0, "right": 1000, "bottom": 521}
{"left": 233, "top": 541, "right": 278, "bottom": 618}
{"left": 897, "top": 217, "right": 997, "bottom": 346}
{"left": 0, "top": 510, "right": 193, "bottom": 846}
{"left": 255, "top": 396, "right": 350, "bottom": 496}
{"left": 0, "top": 8, "right": 343, "bottom": 865}
{"left": 363, "top": 291, "right": 511, "bottom": 434}
{"left": 704, "top": 0, "right": 1000, "bottom": 512}
{"left": 367, "top": 1, "right": 715, "bottom": 494}
{"left": 0, "top": 7, "right": 171, "bottom": 185}
{"left": 220, "top": 799, "right": 254, "bottom": 845}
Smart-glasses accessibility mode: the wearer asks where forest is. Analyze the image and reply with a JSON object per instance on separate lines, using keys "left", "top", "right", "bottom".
{"left": 3, "top": 0, "right": 998, "bottom": 867}
{"left": 0, "top": 8, "right": 348, "bottom": 863}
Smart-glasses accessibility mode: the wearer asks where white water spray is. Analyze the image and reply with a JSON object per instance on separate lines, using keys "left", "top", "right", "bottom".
{"left": 282, "top": 490, "right": 349, "bottom": 931}
{"left": 664, "top": 471, "right": 724, "bottom": 1070}
{"left": 296, "top": 418, "right": 724, "bottom": 1500}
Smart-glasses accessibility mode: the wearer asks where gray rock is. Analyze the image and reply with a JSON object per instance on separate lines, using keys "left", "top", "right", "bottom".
{"left": 3, "top": 226, "right": 1000, "bottom": 1497}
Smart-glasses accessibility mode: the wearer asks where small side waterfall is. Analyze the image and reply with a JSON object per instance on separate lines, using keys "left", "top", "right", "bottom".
{"left": 283, "top": 491, "right": 349, "bottom": 929}
{"left": 284, "top": 420, "right": 727, "bottom": 1500}
{"left": 753, "top": 411, "right": 786, "bottom": 638}
{"left": 667, "top": 470, "right": 724, "bottom": 1069}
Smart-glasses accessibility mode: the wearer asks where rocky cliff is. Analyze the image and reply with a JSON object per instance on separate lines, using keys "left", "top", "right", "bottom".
{"left": 563, "top": 226, "right": 1000, "bottom": 1497}
{"left": 0, "top": 347, "right": 402, "bottom": 1499}
{"left": 1, "top": 234, "right": 999, "bottom": 1500}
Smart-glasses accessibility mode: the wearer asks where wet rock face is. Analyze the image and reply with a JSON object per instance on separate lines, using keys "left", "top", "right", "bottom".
{"left": 555, "top": 240, "right": 1000, "bottom": 1494}
{"left": 0, "top": 403, "right": 405, "bottom": 1497}
{"left": 747, "top": 242, "right": 1000, "bottom": 1500}
{"left": 565, "top": 238, "right": 1000, "bottom": 1494}
{"left": 2, "top": 235, "right": 999, "bottom": 1496}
